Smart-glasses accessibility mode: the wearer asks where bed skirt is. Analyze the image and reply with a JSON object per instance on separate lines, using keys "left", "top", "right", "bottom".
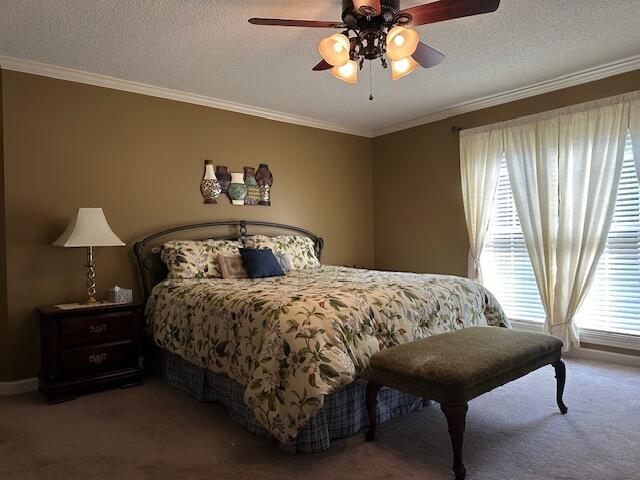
{"left": 151, "top": 347, "right": 429, "bottom": 453}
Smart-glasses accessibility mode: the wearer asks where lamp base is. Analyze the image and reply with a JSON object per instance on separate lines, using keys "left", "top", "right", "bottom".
{"left": 85, "top": 246, "right": 98, "bottom": 305}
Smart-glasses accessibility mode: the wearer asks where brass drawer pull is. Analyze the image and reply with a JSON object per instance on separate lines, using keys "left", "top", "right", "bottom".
{"left": 89, "top": 324, "right": 107, "bottom": 334}
{"left": 88, "top": 353, "right": 107, "bottom": 365}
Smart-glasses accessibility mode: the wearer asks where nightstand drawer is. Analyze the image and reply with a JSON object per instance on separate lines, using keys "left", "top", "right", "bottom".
{"left": 60, "top": 311, "right": 133, "bottom": 346}
{"left": 59, "top": 341, "right": 136, "bottom": 379}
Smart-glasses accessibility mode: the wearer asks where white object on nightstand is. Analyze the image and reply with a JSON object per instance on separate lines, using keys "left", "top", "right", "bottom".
{"left": 108, "top": 286, "right": 133, "bottom": 303}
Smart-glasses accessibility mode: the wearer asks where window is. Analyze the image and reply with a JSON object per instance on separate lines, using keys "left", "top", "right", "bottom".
{"left": 575, "top": 136, "right": 640, "bottom": 334}
{"left": 481, "top": 156, "right": 546, "bottom": 323}
{"left": 481, "top": 133, "right": 640, "bottom": 335}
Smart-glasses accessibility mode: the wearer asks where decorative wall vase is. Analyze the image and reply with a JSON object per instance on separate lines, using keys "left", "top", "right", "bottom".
{"left": 200, "top": 160, "right": 221, "bottom": 204}
{"left": 255, "top": 163, "right": 273, "bottom": 206}
{"left": 244, "top": 167, "right": 260, "bottom": 206}
{"left": 216, "top": 166, "right": 231, "bottom": 194}
{"left": 228, "top": 172, "right": 248, "bottom": 205}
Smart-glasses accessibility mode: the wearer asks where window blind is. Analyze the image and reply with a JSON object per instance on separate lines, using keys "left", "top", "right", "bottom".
{"left": 575, "top": 135, "right": 640, "bottom": 335}
{"left": 480, "top": 156, "right": 547, "bottom": 323}
{"left": 481, "top": 133, "right": 640, "bottom": 335}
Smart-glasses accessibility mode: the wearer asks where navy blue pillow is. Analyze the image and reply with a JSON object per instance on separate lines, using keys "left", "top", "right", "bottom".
{"left": 239, "top": 248, "right": 285, "bottom": 279}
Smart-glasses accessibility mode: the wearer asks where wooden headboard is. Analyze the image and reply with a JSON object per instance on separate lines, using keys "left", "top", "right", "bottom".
{"left": 133, "top": 220, "right": 324, "bottom": 299}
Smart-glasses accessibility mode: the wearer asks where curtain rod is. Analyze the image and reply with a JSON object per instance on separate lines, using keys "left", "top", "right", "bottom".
{"left": 451, "top": 90, "right": 640, "bottom": 136}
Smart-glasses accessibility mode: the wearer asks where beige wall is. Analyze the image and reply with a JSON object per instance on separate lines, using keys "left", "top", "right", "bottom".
{"left": 2, "top": 67, "right": 640, "bottom": 381}
{"left": 372, "top": 69, "right": 640, "bottom": 277}
{"left": 1, "top": 71, "right": 373, "bottom": 381}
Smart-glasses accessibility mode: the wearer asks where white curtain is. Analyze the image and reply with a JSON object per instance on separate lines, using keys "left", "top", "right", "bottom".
{"left": 631, "top": 97, "right": 640, "bottom": 177}
{"left": 504, "top": 102, "right": 629, "bottom": 349}
{"left": 503, "top": 117, "right": 559, "bottom": 337}
{"left": 460, "top": 129, "right": 503, "bottom": 282}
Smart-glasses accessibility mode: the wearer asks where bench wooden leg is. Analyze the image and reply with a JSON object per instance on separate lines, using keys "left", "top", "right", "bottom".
{"left": 552, "top": 359, "right": 568, "bottom": 414}
{"left": 365, "top": 381, "right": 382, "bottom": 442}
{"left": 441, "top": 403, "right": 468, "bottom": 480}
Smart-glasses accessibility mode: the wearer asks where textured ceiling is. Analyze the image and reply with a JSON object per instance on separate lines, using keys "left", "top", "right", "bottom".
{"left": 1, "top": 0, "right": 640, "bottom": 134}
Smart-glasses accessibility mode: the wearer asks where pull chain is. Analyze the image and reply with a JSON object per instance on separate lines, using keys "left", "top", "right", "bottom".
{"left": 369, "top": 61, "right": 374, "bottom": 101}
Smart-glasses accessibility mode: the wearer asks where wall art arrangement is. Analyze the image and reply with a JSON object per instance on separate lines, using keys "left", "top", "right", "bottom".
{"left": 200, "top": 160, "right": 273, "bottom": 206}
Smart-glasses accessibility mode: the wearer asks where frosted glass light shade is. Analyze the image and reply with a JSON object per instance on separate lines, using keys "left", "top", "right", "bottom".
{"left": 53, "top": 208, "right": 125, "bottom": 247}
{"left": 331, "top": 60, "right": 358, "bottom": 84}
{"left": 391, "top": 56, "right": 419, "bottom": 80}
{"left": 386, "top": 26, "right": 419, "bottom": 61}
{"left": 319, "top": 34, "right": 350, "bottom": 66}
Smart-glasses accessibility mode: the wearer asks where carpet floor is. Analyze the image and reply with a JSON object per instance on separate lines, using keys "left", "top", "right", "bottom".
{"left": 1, "top": 358, "right": 638, "bottom": 480}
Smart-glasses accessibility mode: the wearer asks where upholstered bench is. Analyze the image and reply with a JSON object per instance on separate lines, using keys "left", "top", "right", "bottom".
{"left": 365, "top": 326, "right": 567, "bottom": 480}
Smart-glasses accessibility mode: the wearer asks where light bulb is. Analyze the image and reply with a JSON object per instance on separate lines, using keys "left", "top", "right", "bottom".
{"left": 319, "top": 34, "right": 350, "bottom": 67}
{"left": 391, "top": 56, "right": 419, "bottom": 80}
{"left": 386, "top": 26, "right": 419, "bottom": 61}
{"left": 393, "top": 35, "right": 405, "bottom": 47}
{"left": 331, "top": 60, "right": 358, "bottom": 84}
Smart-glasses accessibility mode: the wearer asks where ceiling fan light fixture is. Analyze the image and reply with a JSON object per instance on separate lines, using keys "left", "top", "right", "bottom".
{"left": 353, "top": 0, "right": 381, "bottom": 17}
{"left": 391, "top": 56, "right": 419, "bottom": 80}
{"left": 386, "top": 26, "right": 419, "bottom": 61}
{"left": 319, "top": 33, "right": 350, "bottom": 66}
{"left": 249, "top": 0, "right": 505, "bottom": 91}
{"left": 331, "top": 60, "right": 358, "bottom": 84}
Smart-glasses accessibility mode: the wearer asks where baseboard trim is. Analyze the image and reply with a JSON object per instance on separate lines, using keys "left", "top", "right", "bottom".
{"left": 510, "top": 319, "right": 640, "bottom": 350}
{"left": 0, "top": 377, "right": 39, "bottom": 395}
{"left": 510, "top": 319, "right": 640, "bottom": 368}
{"left": 565, "top": 347, "right": 640, "bottom": 368}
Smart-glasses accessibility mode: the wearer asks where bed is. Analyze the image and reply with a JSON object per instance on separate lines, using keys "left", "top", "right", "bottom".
{"left": 135, "top": 220, "right": 509, "bottom": 452}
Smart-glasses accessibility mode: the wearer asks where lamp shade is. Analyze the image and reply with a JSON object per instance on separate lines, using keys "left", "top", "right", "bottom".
{"left": 386, "top": 26, "right": 419, "bottom": 61}
{"left": 53, "top": 208, "right": 125, "bottom": 247}
{"left": 319, "top": 34, "right": 350, "bottom": 67}
{"left": 391, "top": 56, "right": 420, "bottom": 80}
{"left": 331, "top": 60, "right": 358, "bottom": 84}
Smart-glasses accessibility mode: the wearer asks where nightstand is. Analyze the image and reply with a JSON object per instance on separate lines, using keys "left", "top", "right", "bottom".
{"left": 37, "top": 302, "right": 144, "bottom": 404}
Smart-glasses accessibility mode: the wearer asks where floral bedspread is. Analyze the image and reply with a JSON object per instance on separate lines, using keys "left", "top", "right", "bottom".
{"left": 145, "top": 266, "right": 509, "bottom": 443}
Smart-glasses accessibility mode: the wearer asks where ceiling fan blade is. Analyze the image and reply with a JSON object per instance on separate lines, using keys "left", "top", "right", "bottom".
{"left": 353, "top": 0, "right": 382, "bottom": 16}
{"left": 412, "top": 42, "right": 446, "bottom": 68}
{"left": 312, "top": 59, "right": 333, "bottom": 71}
{"left": 248, "top": 18, "right": 345, "bottom": 28}
{"left": 400, "top": 0, "right": 500, "bottom": 27}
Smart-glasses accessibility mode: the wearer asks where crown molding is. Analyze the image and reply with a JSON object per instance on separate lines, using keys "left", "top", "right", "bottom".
{"left": 0, "top": 55, "right": 373, "bottom": 138}
{"left": 2, "top": 54, "right": 639, "bottom": 139}
{"left": 373, "top": 55, "right": 640, "bottom": 137}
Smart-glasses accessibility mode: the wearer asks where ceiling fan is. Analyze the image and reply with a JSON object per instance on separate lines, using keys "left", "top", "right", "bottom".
{"left": 249, "top": 0, "right": 501, "bottom": 86}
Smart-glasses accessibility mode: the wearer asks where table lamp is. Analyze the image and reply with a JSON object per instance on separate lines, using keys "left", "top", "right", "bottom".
{"left": 53, "top": 208, "right": 125, "bottom": 304}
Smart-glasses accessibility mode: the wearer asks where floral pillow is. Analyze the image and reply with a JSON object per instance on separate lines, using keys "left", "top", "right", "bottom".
{"left": 242, "top": 235, "right": 320, "bottom": 270}
{"left": 161, "top": 239, "right": 241, "bottom": 279}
